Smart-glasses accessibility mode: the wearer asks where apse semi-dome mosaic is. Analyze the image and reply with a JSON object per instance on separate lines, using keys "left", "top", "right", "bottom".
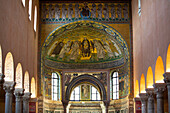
{"left": 42, "top": 21, "right": 129, "bottom": 69}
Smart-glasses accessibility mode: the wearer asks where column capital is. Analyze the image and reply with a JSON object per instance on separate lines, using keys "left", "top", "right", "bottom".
{"left": 146, "top": 88, "right": 155, "bottom": 99}
{"left": 23, "top": 92, "right": 32, "bottom": 101}
{"left": 163, "top": 72, "right": 170, "bottom": 85}
{"left": 0, "top": 73, "right": 5, "bottom": 84}
{"left": 3, "top": 81, "right": 16, "bottom": 93}
{"left": 14, "top": 88, "right": 24, "bottom": 102}
{"left": 139, "top": 93, "right": 148, "bottom": 102}
{"left": 153, "top": 83, "right": 166, "bottom": 93}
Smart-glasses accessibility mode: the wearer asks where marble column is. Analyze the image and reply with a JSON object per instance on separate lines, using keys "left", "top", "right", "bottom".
{"left": 3, "top": 81, "right": 16, "bottom": 113}
{"left": 153, "top": 83, "right": 166, "bottom": 113}
{"left": 145, "top": 88, "right": 155, "bottom": 113}
{"left": 139, "top": 93, "right": 148, "bottom": 113}
{"left": 0, "top": 73, "right": 5, "bottom": 90}
{"left": 14, "top": 88, "right": 24, "bottom": 113}
{"left": 23, "top": 92, "right": 31, "bottom": 113}
{"left": 164, "top": 72, "right": 170, "bottom": 113}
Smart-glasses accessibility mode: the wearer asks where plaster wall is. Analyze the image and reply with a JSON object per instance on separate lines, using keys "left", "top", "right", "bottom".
{"left": 0, "top": 0, "right": 39, "bottom": 85}
{"left": 0, "top": 0, "right": 39, "bottom": 112}
{"left": 132, "top": 0, "right": 170, "bottom": 85}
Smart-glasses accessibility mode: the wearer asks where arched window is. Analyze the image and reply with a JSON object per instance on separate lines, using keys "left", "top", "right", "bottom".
{"left": 31, "top": 77, "right": 36, "bottom": 98}
{"left": 4, "top": 52, "right": 14, "bottom": 81}
{"left": 70, "top": 85, "right": 101, "bottom": 101}
{"left": 138, "top": 0, "right": 141, "bottom": 16}
{"left": 51, "top": 73, "right": 60, "bottom": 101}
{"left": 0, "top": 45, "right": 2, "bottom": 73}
{"left": 91, "top": 86, "right": 101, "bottom": 100}
{"left": 34, "top": 6, "right": 37, "bottom": 31}
{"left": 70, "top": 86, "right": 80, "bottom": 101}
{"left": 155, "top": 56, "right": 165, "bottom": 83}
{"left": 28, "top": 0, "right": 32, "bottom": 20}
{"left": 24, "top": 71, "right": 29, "bottom": 92}
{"left": 140, "top": 74, "right": 146, "bottom": 93}
{"left": 15, "top": 63, "right": 23, "bottom": 88}
{"left": 146, "top": 66, "right": 154, "bottom": 88}
{"left": 22, "top": 0, "right": 25, "bottom": 7}
{"left": 166, "top": 44, "right": 170, "bottom": 72}
{"left": 111, "top": 72, "right": 119, "bottom": 100}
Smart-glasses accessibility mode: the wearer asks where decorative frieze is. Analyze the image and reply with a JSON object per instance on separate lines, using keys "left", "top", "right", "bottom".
{"left": 40, "top": 3, "right": 129, "bottom": 23}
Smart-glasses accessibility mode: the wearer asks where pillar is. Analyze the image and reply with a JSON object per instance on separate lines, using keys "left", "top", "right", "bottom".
{"left": 139, "top": 93, "right": 148, "bottom": 113}
{"left": 62, "top": 100, "right": 68, "bottom": 113}
{"left": 23, "top": 92, "right": 31, "bottom": 113}
{"left": 103, "top": 100, "right": 109, "bottom": 113}
{"left": 14, "top": 88, "right": 24, "bottom": 113}
{"left": 146, "top": 88, "right": 155, "bottom": 113}
{"left": 0, "top": 73, "right": 5, "bottom": 90}
{"left": 3, "top": 81, "right": 16, "bottom": 113}
{"left": 164, "top": 72, "right": 170, "bottom": 113}
{"left": 153, "top": 83, "right": 166, "bottom": 113}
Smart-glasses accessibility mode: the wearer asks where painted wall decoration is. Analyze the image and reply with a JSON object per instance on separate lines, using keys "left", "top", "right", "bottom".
{"left": 81, "top": 84, "right": 90, "bottom": 100}
{"left": 39, "top": 1, "right": 132, "bottom": 112}
{"left": 40, "top": 3, "right": 129, "bottom": 23}
{"left": 42, "top": 21, "right": 128, "bottom": 69}
{"left": 64, "top": 72, "right": 107, "bottom": 86}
